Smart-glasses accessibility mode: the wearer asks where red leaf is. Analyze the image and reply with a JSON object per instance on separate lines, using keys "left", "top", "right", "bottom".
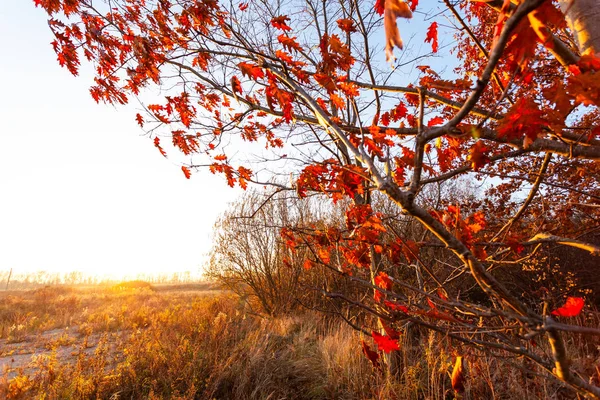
{"left": 436, "top": 288, "right": 449, "bottom": 301}
{"left": 181, "top": 166, "right": 191, "bottom": 179}
{"left": 384, "top": 300, "right": 409, "bottom": 313}
{"left": 361, "top": 341, "right": 381, "bottom": 370}
{"left": 154, "top": 137, "right": 167, "bottom": 158}
{"left": 238, "top": 2, "right": 249, "bottom": 11}
{"left": 380, "top": 320, "right": 401, "bottom": 339}
{"left": 497, "top": 98, "right": 547, "bottom": 143}
{"left": 381, "top": 112, "right": 391, "bottom": 127}
{"left": 391, "top": 101, "right": 408, "bottom": 121}
{"left": 135, "top": 113, "right": 144, "bottom": 127}
{"left": 423, "top": 309, "right": 463, "bottom": 323}
{"left": 551, "top": 297, "right": 584, "bottom": 317}
{"left": 578, "top": 54, "right": 600, "bottom": 73}
{"left": 372, "top": 331, "right": 400, "bottom": 353}
{"left": 409, "top": 0, "right": 418, "bottom": 11}
{"left": 427, "top": 116, "right": 444, "bottom": 127}
{"left": 275, "top": 50, "right": 295, "bottom": 66}
{"left": 271, "top": 15, "right": 292, "bottom": 31}
{"left": 425, "top": 22, "right": 438, "bottom": 53}
{"left": 427, "top": 297, "right": 437, "bottom": 310}
{"left": 374, "top": 0, "right": 385, "bottom": 16}
{"left": 506, "top": 236, "right": 525, "bottom": 255}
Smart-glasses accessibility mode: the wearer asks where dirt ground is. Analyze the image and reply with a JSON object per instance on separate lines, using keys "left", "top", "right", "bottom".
{"left": 0, "top": 327, "right": 120, "bottom": 379}
{"left": 0, "top": 282, "right": 221, "bottom": 380}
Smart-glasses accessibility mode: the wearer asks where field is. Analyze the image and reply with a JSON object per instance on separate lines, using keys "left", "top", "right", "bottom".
{"left": 0, "top": 283, "right": 374, "bottom": 399}
{"left": 0, "top": 283, "right": 597, "bottom": 399}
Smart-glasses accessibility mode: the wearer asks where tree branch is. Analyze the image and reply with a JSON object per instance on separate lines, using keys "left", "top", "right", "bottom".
{"left": 527, "top": 233, "right": 600, "bottom": 256}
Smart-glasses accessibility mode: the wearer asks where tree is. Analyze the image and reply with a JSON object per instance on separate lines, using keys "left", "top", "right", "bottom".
{"left": 207, "top": 190, "right": 309, "bottom": 316}
{"left": 35, "top": 0, "right": 600, "bottom": 396}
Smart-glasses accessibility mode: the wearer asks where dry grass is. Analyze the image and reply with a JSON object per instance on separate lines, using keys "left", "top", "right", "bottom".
{"left": 0, "top": 285, "right": 597, "bottom": 399}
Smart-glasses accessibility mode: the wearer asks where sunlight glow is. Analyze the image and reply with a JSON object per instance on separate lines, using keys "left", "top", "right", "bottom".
{"left": 0, "top": 2, "right": 239, "bottom": 278}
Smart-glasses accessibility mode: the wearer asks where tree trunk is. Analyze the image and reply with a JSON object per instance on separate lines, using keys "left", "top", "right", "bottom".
{"left": 561, "top": 0, "right": 600, "bottom": 55}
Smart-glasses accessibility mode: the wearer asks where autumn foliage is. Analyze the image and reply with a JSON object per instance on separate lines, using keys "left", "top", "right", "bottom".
{"left": 35, "top": 0, "right": 600, "bottom": 396}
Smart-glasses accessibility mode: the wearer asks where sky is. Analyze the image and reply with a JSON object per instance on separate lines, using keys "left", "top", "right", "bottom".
{"left": 0, "top": 1, "right": 240, "bottom": 279}
{"left": 0, "top": 0, "right": 451, "bottom": 281}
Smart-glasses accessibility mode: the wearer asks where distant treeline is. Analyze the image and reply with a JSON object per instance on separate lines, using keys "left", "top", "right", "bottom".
{"left": 0, "top": 270, "right": 203, "bottom": 289}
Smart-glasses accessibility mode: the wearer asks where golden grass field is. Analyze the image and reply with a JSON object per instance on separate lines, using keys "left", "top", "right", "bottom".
{"left": 0, "top": 283, "right": 597, "bottom": 399}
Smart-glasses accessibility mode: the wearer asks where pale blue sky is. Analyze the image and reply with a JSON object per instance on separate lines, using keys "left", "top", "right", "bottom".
{"left": 0, "top": 1, "right": 239, "bottom": 279}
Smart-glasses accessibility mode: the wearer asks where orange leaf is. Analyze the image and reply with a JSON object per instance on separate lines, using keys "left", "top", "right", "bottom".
{"left": 303, "top": 259, "right": 314, "bottom": 270}
{"left": 316, "top": 97, "right": 330, "bottom": 113}
{"left": 238, "top": 62, "right": 264, "bottom": 80}
{"left": 375, "top": 271, "right": 393, "bottom": 291}
{"left": 551, "top": 297, "right": 584, "bottom": 317}
{"left": 468, "top": 141, "right": 489, "bottom": 171}
{"left": 330, "top": 93, "right": 346, "bottom": 110}
{"left": 497, "top": 98, "right": 547, "bottom": 143}
{"left": 314, "top": 73, "right": 338, "bottom": 93}
{"left": 237, "top": 166, "right": 252, "bottom": 190}
{"left": 374, "top": 271, "right": 392, "bottom": 302}
{"left": 271, "top": 15, "right": 292, "bottom": 31}
{"left": 337, "top": 18, "right": 357, "bottom": 33}
{"left": 278, "top": 35, "right": 302, "bottom": 53}
{"left": 230, "top": 76, "right": 243, "bottom": 97}
{"left": 338, "top": 81, "right": 359, "bottom": 98}
{"left": 384, "top": 0, "right": 413, "bottom": 62}
{"left": 401, "top": 239, "right": 420, "bottom": 262}
{"left": 451, "top": 356, "right": 466, "bottom": 393}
